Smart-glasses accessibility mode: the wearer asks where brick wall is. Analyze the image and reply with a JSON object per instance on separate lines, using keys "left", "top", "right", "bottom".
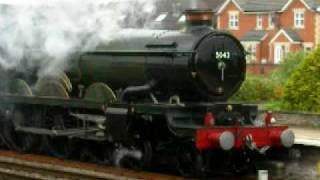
{"left": 247, "top": 64, "right": 278, "bottom": 75}
{"left": 280, "top": 0, "right": 316, "bottom": 43}
{"left": 217, "top": 0, "right": 318, "bottom": 75}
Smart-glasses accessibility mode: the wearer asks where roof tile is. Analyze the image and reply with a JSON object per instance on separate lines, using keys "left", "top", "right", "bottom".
{"left": 284, "top": 29, "right": 303, "bottom": 42}
{"left": 235, "top": 0, "right": 288, "bottom": 12}
{"left": 240, "top": 30, "right": 267, "bottom": 41}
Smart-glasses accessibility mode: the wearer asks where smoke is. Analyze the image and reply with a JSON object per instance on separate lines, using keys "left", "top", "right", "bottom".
{"left": 189, "top": 0, "right": 198, "bottom": 9}
{"left": 0, "top": 0, "right": 155, "bottom": 76}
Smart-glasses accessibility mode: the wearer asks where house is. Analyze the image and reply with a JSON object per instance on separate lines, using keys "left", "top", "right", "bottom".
{"left": 216, "top": 0, "right": 320, "bottom": 74}
{"left": 148, "top": 0, "right": 225, "bottom": 30}
{"left": 147, "top": 0, "right": 320, "bottom": 74}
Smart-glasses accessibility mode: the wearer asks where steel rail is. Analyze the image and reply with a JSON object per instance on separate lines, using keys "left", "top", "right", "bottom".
{"left": 0, "top": 156, "right": 139, "bottom": 180}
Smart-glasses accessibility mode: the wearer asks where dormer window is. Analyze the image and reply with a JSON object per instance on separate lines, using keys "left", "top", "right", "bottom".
{"left": 228, "top": 11, "right": 239, "bottom": 30}
{"left": 294, "top": 9, "right": 305, "bottom": 28}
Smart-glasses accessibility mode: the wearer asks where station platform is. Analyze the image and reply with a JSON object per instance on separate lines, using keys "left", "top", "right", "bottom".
{"left": 291, "top": 127, "right": 320, "bottom": 147}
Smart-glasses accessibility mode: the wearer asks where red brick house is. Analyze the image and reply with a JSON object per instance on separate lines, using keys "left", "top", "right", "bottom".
{"left": 216, "top": 0, "right": 320, "bottom": 74}
{"left": 149, "top": 0, "right": 225, "bottom": 30}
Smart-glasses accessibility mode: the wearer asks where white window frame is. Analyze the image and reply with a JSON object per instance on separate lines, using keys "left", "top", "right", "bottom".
{"left": 294, "top": 9, "right": 305, "bottom": 28}
{"left": 256, "top": 15, "right": 263, "bottom": 30}
{"left": 228, "top": 11, "right": 239, "bottom": 30}
{"left": 268, "top": 13, "right": 275, "bottom": 29}
{"left": 242, "top": 42, "right": 258, "bottom": 64}
{"left": 274, "top": 43, "right": 289, "bottom": 64}
{"left": 303, "top": 43, "right": 313, "bottom": 52}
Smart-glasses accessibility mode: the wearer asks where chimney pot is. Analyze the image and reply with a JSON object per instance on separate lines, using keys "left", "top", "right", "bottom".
{"left": 184, "top": 9, "right": 213, "bottom": 27}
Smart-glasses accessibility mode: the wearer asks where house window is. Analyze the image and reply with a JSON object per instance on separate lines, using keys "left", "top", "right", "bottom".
{"left": 274, "top": 44, "right": 289, "bottom": 64}
{"left": 229, "top": 11, "right": 239, "bottom": 29}
{"left": 268, "top": 13, "right": 275, "bottom": 28}
{"left": 294, "top": 9, "right": 305, "bottom": 28}
{"left": 256, "top": 15, "right": 263, "bottom": 30}
{"left": 242, "top": 42, "right": 257, "bottom": 63}
{"left": 155, "top": 12, "right": 168, "bottom": 22}
{"left": 303, "top": 43, "right": 313, "bottom": 52}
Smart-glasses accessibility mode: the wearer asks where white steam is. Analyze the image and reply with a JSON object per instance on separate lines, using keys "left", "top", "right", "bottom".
{"left": 0, "top": 0, "right": 155, "bottom": 76}
{"left": 190, "top": 0, "right": 198, "bottom": 9}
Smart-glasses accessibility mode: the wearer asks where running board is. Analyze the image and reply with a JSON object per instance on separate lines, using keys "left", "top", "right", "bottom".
{"left": 69, "top": 113, "right": 106, "bottom": 124}
{"left": 15, "top": 127, "right": 100, "bottom": 137}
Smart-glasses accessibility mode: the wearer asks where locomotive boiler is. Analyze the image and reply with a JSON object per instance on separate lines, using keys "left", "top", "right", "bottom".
{"left": 0, "top": 9, "right": 294, "bottom": 177}
{"left": 77, "top": 13, "right": 245, "bottom": 102}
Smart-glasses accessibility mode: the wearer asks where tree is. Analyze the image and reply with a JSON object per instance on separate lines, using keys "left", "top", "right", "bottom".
{"left": 282, "top": 47, "right": 320, "bottom": 112}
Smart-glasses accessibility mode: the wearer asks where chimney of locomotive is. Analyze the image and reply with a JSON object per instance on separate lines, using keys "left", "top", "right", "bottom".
{"left": 184, "top": 9, "right": 213, "bottom": 30}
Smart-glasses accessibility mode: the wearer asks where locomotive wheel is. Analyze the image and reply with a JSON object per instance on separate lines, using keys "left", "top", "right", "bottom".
{"left": 60, "top": 72, "right": 72, "bottom": 92}
{"left": 0, "top": 66, "right": 10, "bottom": 92}
{"left": 4, "top": 110, "right": 36, "bottom": 152}
{"left": 9, "top": 79, "right": 33, "bottom": 96}
{"left": 35, "top": 80, "right": 71, "bottom": 156}
{"left": 176, "top": 143, "right": 206, "bottom": 178}
{"left": 115, "top": 140, "right": 152, "bottom": 170}
{"left": 35, "top": 72, "right": 72, "bottom": 94}
{"left": 42, "top": 112, "right": 71, "bottom": 159}
{"left": 43, "top": 136, "right": 70, "bottom": 159}
{"left": 0, "top": 106, "right": 11, "bottom": 149}
{"left": 0, "top": 133, "right": 6, "bottom": 149}
{"left": 34, "top": 80, "right": 72, "bottom": 158}
{"left": 35, "top": 79, "right": 70, "bottom": 98}
{"left": 80, "top": 141, "right": 111, "bottom": 164}
{"left": 4, "top": 80, "right": 38, "bottom": 152}
{"left": 84, "top": 83, "right": 116, "bottom": 103}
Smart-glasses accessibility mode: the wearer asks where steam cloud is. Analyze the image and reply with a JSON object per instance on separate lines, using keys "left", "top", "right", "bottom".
{"left": 0, "top": 0, "right": 155, "bottom": 76}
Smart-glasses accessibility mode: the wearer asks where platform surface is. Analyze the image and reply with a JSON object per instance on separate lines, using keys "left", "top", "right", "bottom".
{"left": 291, "top": 127, "right": 320, "bottom": 147}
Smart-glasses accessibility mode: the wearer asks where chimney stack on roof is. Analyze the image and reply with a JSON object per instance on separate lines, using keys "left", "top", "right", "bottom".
{"left": 184, "top": 9, "right": 213, "bottom": 28}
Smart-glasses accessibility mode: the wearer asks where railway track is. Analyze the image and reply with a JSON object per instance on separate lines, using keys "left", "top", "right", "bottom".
{"left": 0, "top": 150, "right": 182, "bottom": 180}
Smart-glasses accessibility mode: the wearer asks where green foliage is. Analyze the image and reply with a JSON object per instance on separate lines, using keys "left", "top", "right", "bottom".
{"left": 262, "top": 101, "right": 283, "bottom": 111}
{"left": 271, "top": 51, "right": 306, "bottom": 84}
{"left": 282, "top": 47, "right": 320, "bottom": 112}
{"left": 231, "top": 52, "right": 305, "bottom": 104}
{"left": 268, "top": 51, "right": 306, "bottom": 99}
{"left": 230, "top": 74, "right": 278, "bottom": 102}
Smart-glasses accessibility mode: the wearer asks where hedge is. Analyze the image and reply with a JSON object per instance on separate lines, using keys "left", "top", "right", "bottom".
{"left": 231, "top": 52, "right": 306, "bottom": 104}
{"left": 230, "top": 74, "right": 279, "bottom": 102}
{"left": 281, "top": 47, "right": 320, "bottom": 112}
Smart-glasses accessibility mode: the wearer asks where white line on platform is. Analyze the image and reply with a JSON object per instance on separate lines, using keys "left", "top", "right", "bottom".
{"left": 295, "top": 138, "right": 320, "bottom": 147}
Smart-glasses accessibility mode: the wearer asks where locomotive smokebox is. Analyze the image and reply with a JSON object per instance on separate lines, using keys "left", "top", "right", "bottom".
{"left": 184, "top": 9, "right": 213, "bottom": 28}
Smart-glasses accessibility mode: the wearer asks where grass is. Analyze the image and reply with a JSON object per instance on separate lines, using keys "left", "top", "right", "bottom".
{"left": 261, "top": 101, "right": 283, "bottom": 111}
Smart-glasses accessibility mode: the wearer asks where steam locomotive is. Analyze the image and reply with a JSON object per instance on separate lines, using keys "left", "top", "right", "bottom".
{"left": 0, "top": 9, "right": 294, "bottom": 177}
